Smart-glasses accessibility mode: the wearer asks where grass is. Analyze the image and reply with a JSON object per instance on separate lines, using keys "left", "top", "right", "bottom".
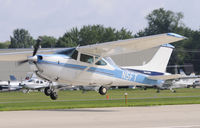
{"left": 1, "top": 88, "right": 200, "bottom": 111}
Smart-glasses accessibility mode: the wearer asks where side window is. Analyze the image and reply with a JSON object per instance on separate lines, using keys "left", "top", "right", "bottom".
{"left": 80, "top": 54, "right": 93, "bottom": 64}
{"left": 71, "top": 50, "right": 78, "bottom": 60}
{"left": 95, "top": 57, "right": 107, "bottom": 66}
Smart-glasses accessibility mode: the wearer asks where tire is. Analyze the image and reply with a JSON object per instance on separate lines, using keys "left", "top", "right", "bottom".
{"left": 44, "top": 87, "right": 51, "bottom": 96}
{"left": 99, "top": 86, "right": 107, "bottom": 95}
{"left": 50, "top": 91, "right": 58, "bottom": 100}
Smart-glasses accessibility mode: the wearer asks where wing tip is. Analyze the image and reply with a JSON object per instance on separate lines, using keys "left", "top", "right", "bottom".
{"left": 167, "top": 33, "right": 187, "bottom": 39}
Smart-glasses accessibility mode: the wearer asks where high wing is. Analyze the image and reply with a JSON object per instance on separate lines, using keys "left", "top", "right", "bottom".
{"left": 0, "top": 48, "right": 64, "bottom": 61}
{"left": 77, "top": 33, "right": 186, "bottom": 57}
{"left": 0, "top": 33, "right": 185, "bottom": 61}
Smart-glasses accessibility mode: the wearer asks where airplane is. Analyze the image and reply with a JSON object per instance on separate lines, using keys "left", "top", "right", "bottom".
{"left": 153, "top": 69, "right": 200, "bottom": 92}
{"left": 1, "top": 33, "right": 186, "bottom": 100}
{"left": 0, "top": 75, "right": 22, "bottom": 91}
{"left": 0, "top": 73, "right": 52, "bottom": 93}
{"left": 19, "top": 72, "right": 66, "bottom": 93}
{"left": 19, "top": 73, "right": 50, "bottom": 93}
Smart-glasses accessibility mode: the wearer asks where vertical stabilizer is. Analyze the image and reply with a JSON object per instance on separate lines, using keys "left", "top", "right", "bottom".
{"left": 123, "top": 44, "right": 174, "bottom": 73}
{"left": 10, "top": 75, "right": 17, "bottom": 81}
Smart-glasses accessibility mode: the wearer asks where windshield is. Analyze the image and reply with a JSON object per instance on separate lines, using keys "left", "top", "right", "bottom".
{"left": 28, "top": 80, "right": 33, "bottom": 82}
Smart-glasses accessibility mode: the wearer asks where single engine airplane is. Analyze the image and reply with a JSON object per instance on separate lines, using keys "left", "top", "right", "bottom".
{"left": 1, "top": 33, "right": 186, "bottom": 100}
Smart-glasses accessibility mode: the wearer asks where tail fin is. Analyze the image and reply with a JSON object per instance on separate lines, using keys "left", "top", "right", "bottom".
{"left": 123, "top": 44, "right": 174, "bottom": 73}
{"left": 10, "top": 75, "right": 17, "bottom": 81}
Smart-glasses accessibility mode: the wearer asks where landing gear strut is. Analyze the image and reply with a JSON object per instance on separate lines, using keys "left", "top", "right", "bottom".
{"left": 99, "top": 86, "right": 107, "bottom": 95}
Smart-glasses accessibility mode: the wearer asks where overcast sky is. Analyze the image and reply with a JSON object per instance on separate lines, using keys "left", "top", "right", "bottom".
{"left": 0, "top": 0, "right": 199, "bottom": 42}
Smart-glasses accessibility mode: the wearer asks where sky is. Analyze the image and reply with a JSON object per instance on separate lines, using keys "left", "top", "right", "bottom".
{"left": 0, "top": 0, "right": 199, "bottom": 42}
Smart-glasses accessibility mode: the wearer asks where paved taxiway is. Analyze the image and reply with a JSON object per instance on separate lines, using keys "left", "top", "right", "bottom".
{"left": 1, "top": 104, "right": 200, "bottom": 128}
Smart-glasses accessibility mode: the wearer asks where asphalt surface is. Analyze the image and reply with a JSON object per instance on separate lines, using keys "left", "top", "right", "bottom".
{"left": 1, "top": 104, "right": 200, "bottom": 128}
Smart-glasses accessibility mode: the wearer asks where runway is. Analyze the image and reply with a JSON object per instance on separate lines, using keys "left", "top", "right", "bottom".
{"left": 1, "top": 104, "right": 200, "bottom": 128}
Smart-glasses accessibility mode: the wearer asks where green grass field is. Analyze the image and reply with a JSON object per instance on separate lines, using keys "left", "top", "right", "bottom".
{"left": 1, "top": 88, "right": 200, "bottom": 111}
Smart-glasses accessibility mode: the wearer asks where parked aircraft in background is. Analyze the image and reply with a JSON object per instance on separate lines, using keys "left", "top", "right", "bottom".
{"left": 20, "top": 75, "right": 49, "bottom": 93}
{"left": 0, "top": 73, "right": 54, "bottom": 93}
{"left": 1, "top": 33, "right": 186, "bottom": 100}
{"left": 155, "top": 69, "right": 200, "bottom": 92}
{"left": 0, "top": 75, "right": 21, "bottom": 91}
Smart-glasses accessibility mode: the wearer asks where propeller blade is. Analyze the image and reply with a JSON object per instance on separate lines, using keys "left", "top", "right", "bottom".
{"left": 33, "top": 38, "right": 41, "bottom": 56}
{"left": 33, "top": 61, "right": 43, "bottom": 72}
{"left": 18, "top": 60, "right": 29, "bottom": 65}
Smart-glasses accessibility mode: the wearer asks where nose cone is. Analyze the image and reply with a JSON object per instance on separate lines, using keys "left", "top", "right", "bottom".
{"left": 28, "top": 55, "right": 37, "bottom": 62}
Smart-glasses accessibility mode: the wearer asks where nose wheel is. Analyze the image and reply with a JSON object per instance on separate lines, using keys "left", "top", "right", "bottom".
{"left": 50, "top": 91, "right": 58, "bottom": 100}
{"left": 44, "top": 87, "right": 51, "bottom": 96}
{"left": 44, "top": 82, "right": 58, "bottom": 100}
{"left": 99, "top": 86, "right": 107, "bottom": 95}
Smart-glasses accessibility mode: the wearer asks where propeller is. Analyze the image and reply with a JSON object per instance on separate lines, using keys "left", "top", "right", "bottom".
{"left": 33, "top": 38, "right": 41, "bottom": 56}
{"left": 18, "top": 37, "right": 41, "bottom": 66}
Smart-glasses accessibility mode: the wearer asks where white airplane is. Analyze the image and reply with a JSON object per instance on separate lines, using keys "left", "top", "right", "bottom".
{"left": 19, "top": 73, "right": 50, "bottom": 93}
{"left": 2, "top": 33, "right": 186, "bottom": 100}
{"left": 0, "top": 73, "right": 51, "bottom": 93}
{"left": 154, "top": 69, "right": 200, "bottom": 92}
{"left": 0, "top": 75, "right": 22, "bottom": 91}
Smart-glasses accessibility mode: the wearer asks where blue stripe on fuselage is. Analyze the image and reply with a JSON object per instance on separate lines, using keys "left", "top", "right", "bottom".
{"left": 124, "top": 68, "right": 164, "bottom": 76}
{"left": 37, "top": 59, "right": 163, "bottom": 86}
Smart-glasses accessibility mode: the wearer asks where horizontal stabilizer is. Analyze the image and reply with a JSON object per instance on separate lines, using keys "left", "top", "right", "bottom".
{"left": 148, "top": 74, "right": 182, "bottom": 80}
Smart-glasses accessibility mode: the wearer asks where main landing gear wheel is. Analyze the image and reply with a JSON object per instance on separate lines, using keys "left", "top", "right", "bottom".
{"left": 44, "top": 87, "right": 51, "bottom": 96}
{"left": 99, "top": 86, "right": 107, "bottom": 95}
{"left": 50, "top": 91, "right": 58, "bottom": 100}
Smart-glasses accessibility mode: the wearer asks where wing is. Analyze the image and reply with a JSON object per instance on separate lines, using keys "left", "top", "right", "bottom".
{"left": 0, "top": 48, "right": 64, "bottom": 61}
{"left": 77, "top": 33, "right": 186, "bottom": 56}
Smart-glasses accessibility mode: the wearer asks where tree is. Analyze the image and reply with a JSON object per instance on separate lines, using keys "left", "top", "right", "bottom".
{"left": 0, "top": 41, "right": 10, "bottom": 49}
{"left": 39, "top": 36, "right": 57, "bottom": 48}
{"left": 135, "top": 8, "right": 184, "bottom": 37}
{"left": 56, "top": 27, "right": 79, "bottom": 47}
{"left": 56, "top": 25, "right": 133, "bottom": 47}
{"left": 9, "top": 28, "right": 35, "bottom": 48}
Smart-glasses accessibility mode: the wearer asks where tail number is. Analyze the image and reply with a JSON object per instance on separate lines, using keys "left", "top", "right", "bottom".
{"left": 122, "top": 71, "right": 134, "bottom": 81}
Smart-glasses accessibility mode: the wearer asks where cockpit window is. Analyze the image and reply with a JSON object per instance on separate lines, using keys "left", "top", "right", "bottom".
{"left": 71, "top": 50, "right": 78, "bottom": 60}
{"left": 80, "top": 54, "right": 93, "bottom": 64}
{"left": 28, "top": 80, "right": 33, "bottom": 82}
{"left": 95, "top": 59, "right": 107, "bottom": 65}
{"left": 95, "top": 57, "right": 107, "bottom": 66}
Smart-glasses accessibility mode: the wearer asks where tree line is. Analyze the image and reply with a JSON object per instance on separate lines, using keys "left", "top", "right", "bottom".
{"left": 1, "top": 8, "right": 200, "bottom": 73}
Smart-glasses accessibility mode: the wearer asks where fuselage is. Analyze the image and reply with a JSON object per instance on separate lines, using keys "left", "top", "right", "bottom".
{"left": 33, "top": 51, "right": 163, "bottom": 87}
